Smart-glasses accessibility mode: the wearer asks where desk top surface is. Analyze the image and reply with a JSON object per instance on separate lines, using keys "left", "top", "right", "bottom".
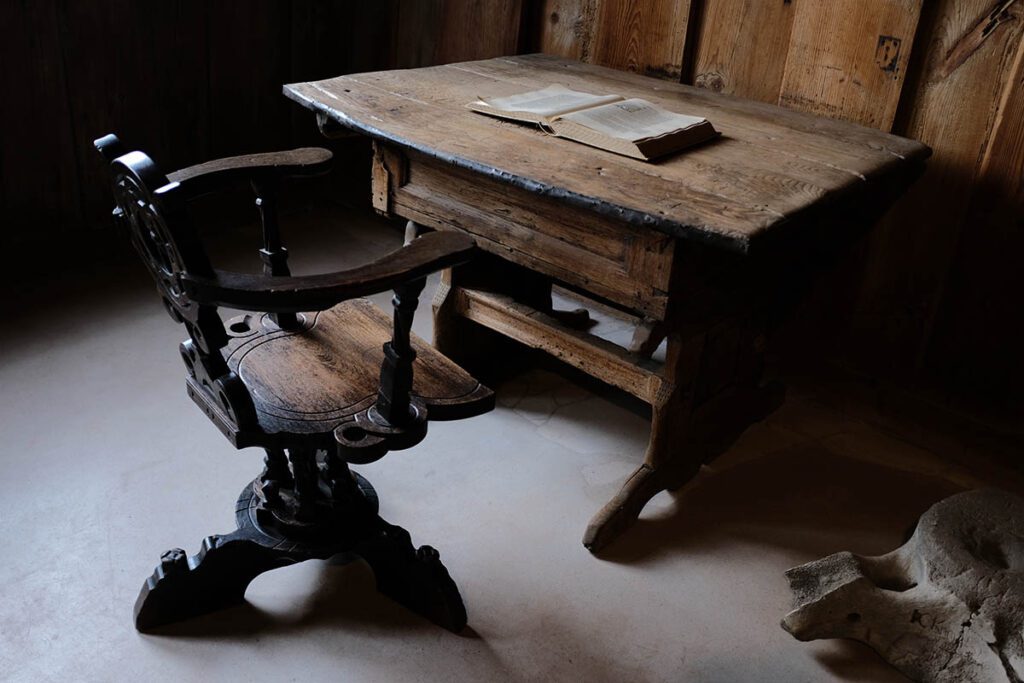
{"left": 286, "top": 54, "right": 929, "bottom": 253}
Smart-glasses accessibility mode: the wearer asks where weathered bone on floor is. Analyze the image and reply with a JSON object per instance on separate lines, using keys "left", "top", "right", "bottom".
{"left": 781, "top": 488, "right": 1024, "bottom": 683}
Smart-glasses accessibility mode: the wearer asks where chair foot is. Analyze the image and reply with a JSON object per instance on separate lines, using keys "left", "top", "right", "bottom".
{"left": 134, "top": 476, "right": 466, "bottom": 633}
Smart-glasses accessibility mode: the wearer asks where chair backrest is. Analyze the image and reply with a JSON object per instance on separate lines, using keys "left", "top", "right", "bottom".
{"left": 96, "top": 134, "right": 255, "bottom": 432}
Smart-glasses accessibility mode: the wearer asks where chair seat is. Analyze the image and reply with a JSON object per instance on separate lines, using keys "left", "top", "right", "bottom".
{"left": 221, "top": 298, "right": 493, "bottom": 437}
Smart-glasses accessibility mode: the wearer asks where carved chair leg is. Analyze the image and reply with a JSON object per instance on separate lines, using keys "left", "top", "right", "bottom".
{"left": 354, "top": 520, "right": 467, "bottom": 633}
{"left": 288, "top": 447, "right": 320, "bottom": 521}
{"left": 134, "top": 526, "right": 301, "bottom": 632}
{"left": 134, "top": 476, "right": 468, "bottom": 633}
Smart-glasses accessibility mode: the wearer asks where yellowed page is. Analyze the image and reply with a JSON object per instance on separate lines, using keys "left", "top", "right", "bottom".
{"left": 471, "top": 85, "right": 622, "bottom": 119}
{"left": 556, "top": 98, "right": 707, "bottom": 142}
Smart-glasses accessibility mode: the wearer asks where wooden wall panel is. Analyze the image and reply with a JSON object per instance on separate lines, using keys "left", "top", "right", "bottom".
{"left": 538, "top": 0, "right": 595, "bottom": 60}
{"left": 538, "top": 0, "right": 691, "bottom": 79}
{"left": 0, "top": 0, "right": 81, "bottom": 241}
{"left": 689, "top": 0, "right": 795, "bottom": 102}
{"left": 778, "top": 0, "right": 923, "bottom": 130}
{"left": 396, "top": 0, "right": 523, "bottom": 68}
{"left": 207, "top": 2, "right": 293, "bottom": 158}
{"left": 590, "top": 0, "right": 692, "bottom": 79}
{"left": 926, "top": 32, "right": 1024, "bottom": 395}
{"left": 851, "top": 0, "right": 1024, "bottom": 378}
{"left": 55, "top": 0, "right": 211, "bottom": 230}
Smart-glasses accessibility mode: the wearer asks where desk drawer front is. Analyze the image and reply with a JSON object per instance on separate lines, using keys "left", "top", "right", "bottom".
{"left": 378, "top": 148, "right": 673, "bottom": 319}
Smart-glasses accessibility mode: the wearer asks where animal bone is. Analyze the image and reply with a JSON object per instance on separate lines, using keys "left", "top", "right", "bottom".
{"left": 781, "top": 489, "right": 1024, "bottom": 683}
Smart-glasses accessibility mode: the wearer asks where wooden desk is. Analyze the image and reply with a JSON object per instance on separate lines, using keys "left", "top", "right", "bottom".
{"left": 286, "top": 54, "right": 929, "bottom": 552}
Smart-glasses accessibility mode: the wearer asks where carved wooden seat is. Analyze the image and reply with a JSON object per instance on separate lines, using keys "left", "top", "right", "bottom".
{"left": 95, "top": 134, "right": 493, "bottom": 633}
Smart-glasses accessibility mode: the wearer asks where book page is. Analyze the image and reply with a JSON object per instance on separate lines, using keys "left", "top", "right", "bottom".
{"left": 557, "top": 98, "right": 707, "bottom": 142}
{"left": 474, "top": 85, "right": 622, "bottom": 118}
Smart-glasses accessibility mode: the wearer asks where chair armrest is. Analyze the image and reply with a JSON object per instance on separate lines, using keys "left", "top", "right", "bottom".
{"left": 167, "top": 148, "right": 333, "bottom": 197}
{"left": 181, "top": 231, "right": 476, "bottom": 313}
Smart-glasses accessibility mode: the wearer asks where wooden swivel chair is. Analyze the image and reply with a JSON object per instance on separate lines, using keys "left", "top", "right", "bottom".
{"left": 95, "top": 134, "right": 494, "bottom": 633}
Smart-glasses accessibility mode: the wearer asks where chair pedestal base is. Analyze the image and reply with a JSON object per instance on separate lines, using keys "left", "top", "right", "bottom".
{"left": 133, "top": 475, "right": 466, "bottom": 633}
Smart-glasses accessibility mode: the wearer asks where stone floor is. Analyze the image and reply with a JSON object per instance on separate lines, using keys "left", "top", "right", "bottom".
{"left": 2, "top": 202, "right": 1020, "bottom": 682}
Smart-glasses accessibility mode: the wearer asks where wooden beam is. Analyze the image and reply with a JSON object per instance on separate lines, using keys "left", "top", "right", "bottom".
{"left": 453, "top": 287, "right": 665, "bottom": 402}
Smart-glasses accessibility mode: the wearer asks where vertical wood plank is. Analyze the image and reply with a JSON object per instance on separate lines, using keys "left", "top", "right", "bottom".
{"left": 538, "top": 0, "right": 597, "bottom": 60}
{"left": 688, "top": 0, "right": 796, "bottom": 100}
{"left": 778, "top": 0, "right": 923, "bottom": 130}
{"left": 590, "top": 0, "right": 693, "bottom": 79}
{"left": 397, "top": 0, "right": 524, "bottom": 68}
{"left": 207, "top": 1, "right": 292, "bottom": 158}
{"left": 0, "top": 0, "right": 81, "bottom": 243}
{"left": 925, "top": 32, "right": 1024, "bottom": 396}
{"left": 850, "top": 0, "right": 1024, "bottom": 378}
{"left": 55, "top": 0, "right": 210, "bottom": 228}
{"left": 290, "top": 1, "right": 400, "bottom": 143}
{"left": 538, "top": 0, "right": 692, "bottom": 80}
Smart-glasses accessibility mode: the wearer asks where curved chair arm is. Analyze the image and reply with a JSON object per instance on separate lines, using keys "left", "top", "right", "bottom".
{"left": 167, "top": 148, "right": 333, "bottom": 198}
{"left": 182, "top": 231, "right": 475, "bottom": 313}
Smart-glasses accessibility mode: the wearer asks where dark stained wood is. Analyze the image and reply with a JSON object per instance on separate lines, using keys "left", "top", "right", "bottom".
{"left": 168, "top": 148, "right": 334, "bottom": 195}
{"left": 285, "top": 54, "right": 930, "bottom": 254}
{"left": 97, "top": 136, "right": 494, "bottom": 631}
{"left": 223, "top": 300, "right": 492, "bottom": 437}
{"left": 184, "top": 231, "right": 478, "bottom": 313}
{"left": 135, "top": 476, "right": 468, "bottom": 633}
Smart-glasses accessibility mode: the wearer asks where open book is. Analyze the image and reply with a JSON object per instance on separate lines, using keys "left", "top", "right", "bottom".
{"left": 467, "top": 85, "right": 718, "bottom": 161}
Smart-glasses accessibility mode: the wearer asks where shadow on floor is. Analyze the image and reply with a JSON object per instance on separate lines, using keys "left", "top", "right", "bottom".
{"left": 595, "top": 444, "right": 963, "bottom": 565}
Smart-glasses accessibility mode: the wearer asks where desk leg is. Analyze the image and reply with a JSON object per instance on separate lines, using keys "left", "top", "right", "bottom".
{"left": 583, "top": 320, "right": 784, "bottom": 553}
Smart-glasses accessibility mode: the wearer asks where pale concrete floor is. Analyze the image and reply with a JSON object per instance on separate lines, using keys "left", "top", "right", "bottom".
{"left": 1, "top": 203, "right": 1018, "bottom": 682}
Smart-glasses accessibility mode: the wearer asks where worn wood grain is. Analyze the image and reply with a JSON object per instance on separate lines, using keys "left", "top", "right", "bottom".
{"left": 778, "top": 0, "right": 924, "bottom": 130}
{"left": 286, "top": 55, "right": 929, "bottom": 253}
{"left": 388, "top": 149, "right": 674, "bottom": 318}
{"left": 225, "top": 300, "right": 490, "bottom": 435}
{"left": 590, "top": 0, "right": 693, "bottom": 79}
{"left": 689, "top": 0, "right": 796, "bottom": 101}
{"left": 538, "top": 0, "right": 692, "bottom": 79}
{"left": 453, "top": 287, "right": 664, "bottom": 402}
{"left": 538, "top": 0, "right": 598, "bottom": 60}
